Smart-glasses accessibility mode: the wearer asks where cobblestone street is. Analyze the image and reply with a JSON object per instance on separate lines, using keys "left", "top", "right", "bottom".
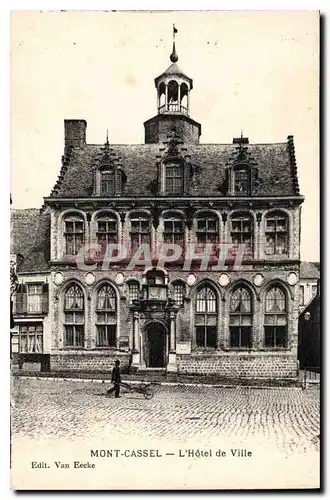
{"left": 11, "top": 377, "right": 320, "bottom": 456}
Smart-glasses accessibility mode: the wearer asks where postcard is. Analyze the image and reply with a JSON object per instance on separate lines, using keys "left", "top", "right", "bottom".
{"left": 10, "top": 10, "right": 320, "bottom": 490}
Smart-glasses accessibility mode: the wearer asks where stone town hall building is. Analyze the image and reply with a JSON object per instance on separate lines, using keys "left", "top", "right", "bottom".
{"left": 11, "top": 40, "right": 304, "bottom": 380}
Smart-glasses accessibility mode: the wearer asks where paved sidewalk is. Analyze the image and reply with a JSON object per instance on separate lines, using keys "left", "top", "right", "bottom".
{"left": 11, "top": 368, "right": 301, "bottom": 388}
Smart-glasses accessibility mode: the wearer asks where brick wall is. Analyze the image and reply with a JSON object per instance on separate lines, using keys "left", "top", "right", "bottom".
{"left": 177, "top": 352, "right": 298, "bottom": 379}
{"left": 50, "top": 352, "right": 130, "bottom": 372}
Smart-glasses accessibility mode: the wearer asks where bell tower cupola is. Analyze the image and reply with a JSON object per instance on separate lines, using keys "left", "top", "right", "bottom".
{"left": 144, "top": 26, "right": 201, "bottom": 145}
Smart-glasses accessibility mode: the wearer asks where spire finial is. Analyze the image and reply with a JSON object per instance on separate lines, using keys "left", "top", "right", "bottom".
{"left": 106, "top": 129, "right": 109, "bottom": 145}
{"left": 170, "top": 24, "right": 178, "bottom": 63}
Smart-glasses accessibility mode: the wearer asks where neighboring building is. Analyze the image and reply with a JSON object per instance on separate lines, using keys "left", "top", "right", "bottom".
{"left": 299, "top": 261, "right": 320, "bottom": 312}
{"left": 298, "top": 280, "right": 320, "bottom": 369}
{"left": 11, "top": 40, "right": 305, "bottom": 380}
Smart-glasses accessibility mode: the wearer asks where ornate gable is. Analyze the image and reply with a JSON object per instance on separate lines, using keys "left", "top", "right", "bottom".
{"left": 224, "top": 136, "right": 259, "bottom": 196}
{"left": 93, "top": 137, "right": 127, "bottom": 196}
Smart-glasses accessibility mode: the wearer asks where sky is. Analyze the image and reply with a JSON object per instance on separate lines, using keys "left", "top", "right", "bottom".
{"left": 10, "top": 10, "right": 319, "bottom": 261}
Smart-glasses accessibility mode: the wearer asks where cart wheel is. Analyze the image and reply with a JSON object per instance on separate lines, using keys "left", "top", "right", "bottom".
{"left": 144, "top": 388, "right": 154, "bottom": 400}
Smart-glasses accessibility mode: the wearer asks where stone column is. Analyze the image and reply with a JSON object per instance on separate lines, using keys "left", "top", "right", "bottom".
{"left": 165, "top": 84, "right": 169, "bottom": 111}
{"left": 167, "top": 310, "right": 177, "bottom": 372}
{"left": 131, "top": 311, "right": 140, "bottom": 367}
{"left": 178, "top": 84, "right": 181, "bottom": 111}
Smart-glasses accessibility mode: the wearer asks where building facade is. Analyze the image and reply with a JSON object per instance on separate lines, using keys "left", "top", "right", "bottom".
{"left": 11, "top": 42, "right": 305, "bottom": 380}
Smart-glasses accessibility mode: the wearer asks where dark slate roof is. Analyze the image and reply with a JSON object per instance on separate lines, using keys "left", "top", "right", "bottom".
{"left": 11, "top": 209, "right": 50, "bottom": 273}
{"left": 300, "top": 261, "right": 320, "bottom": 280}
{"left": 49, "top": 138, "right": 300, "bottom": 199}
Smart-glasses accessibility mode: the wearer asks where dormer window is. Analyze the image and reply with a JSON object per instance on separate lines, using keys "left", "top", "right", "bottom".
{"left": 100, "top": 171, "right": 115, "bottom": 195}
{"left": 165, "top": 163, "right": 183, "bottom": 195}
{"left": 234, "top": 167, "right": 250, "bottom": 195}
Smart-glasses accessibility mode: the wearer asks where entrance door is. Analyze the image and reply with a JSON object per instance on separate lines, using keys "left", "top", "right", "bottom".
{"left": 147, "top": 324, "right": 165, "bottom": 368}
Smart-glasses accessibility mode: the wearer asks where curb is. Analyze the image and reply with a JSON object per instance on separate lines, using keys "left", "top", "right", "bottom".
{"left": 12, "top": 374, "right": 303, "bottom": 390}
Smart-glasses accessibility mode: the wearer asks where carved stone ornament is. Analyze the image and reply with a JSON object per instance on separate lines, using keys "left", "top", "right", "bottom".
{"left": 85, "top": 272, "right": 96, "bottom": 286}
{"left": 53, "top": 272, "right": 64, "bottom": 286}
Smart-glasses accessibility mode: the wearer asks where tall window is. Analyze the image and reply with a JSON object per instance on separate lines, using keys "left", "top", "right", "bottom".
{"left": 163, "top": 216, "right": 184, "bottom": 246}
{"left": 172, "top": 281, "right": 185, "bottom": 308}
{"left": 96, "top": 285, "right": 117, "bottom": 347}
{"left": 128, "top": 281, "right": 140, "bottom": 304}
{"left": 165, "top": 164, "right": 183, "bottom": 195}
{"left": 27, "top": 284, "right": 43, "bottom": 313}
{"left": 195, "top": 285, "right": 217, "bottom": 348}
{"left": 130, "top": 214, "right": 151, "bottom": 251}
{"left": 19, "top": 324, "right": 43, "bottom": 353}
{"left": 230, "top": 213, "right": 253, "bottom": 256}
{"left": 96, "top": 214, "right": 118, "bottom": 247}
{"left": 64, "top": 284, "right": 84, "bottom": 347}
{"left": 229, "top": 287, "right": 252, "bottom": 348}
{"left": 264, "top": 287, "right": 287, "bottom": 348}
{"left": 100, "top": 171, "right": 115, "bottom": 195}
{"left": 299, "top": 285, "right": 305, "bottom": 306}
{"left": 234, "top": 168, "right": 250, "bottom": 195}
{"left": 64, "top": 214, "right": 84, "bottom": 256}
{"left": 196, "top": 214, "right": 218, "bottom": 252}
{"left": 265, "top": 212, "right": 288, "bottom": 255}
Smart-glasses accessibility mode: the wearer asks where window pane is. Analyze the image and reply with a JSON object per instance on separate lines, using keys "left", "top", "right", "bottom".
{"left": 276, "top": 326, "right": 287, "bottom": 347}
{"left": 230, "top": 327, "right": 240, "bottom": 347}
{"left": 276, "top": 233, "right": 288, "bottom": 255}
{"left": 311, "top": 285, "right": 318, "bottom": 297}
{"left": 75, "top": 326, "right": 84, "bottom": 347}
{"left": 65, "top": 326, "right": 74, "bottom": 346}
{"left": 241, "top": 327, "right": 251, "bottom": 347}
{"left": 265, "top": 234, "right": 275, "bottom": 255}
{"left": 264, "top": 326, "right": 274, "bottom": 347}
{"left": 196, "top": 326, "right": 205, "bottom": 347}
{"left": 206, "top": 327, "right": 217, "bottom": 348}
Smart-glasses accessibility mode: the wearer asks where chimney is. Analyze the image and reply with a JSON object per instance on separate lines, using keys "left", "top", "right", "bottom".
{"left": 64, "top": 119, "right": 87, "bottom": 149}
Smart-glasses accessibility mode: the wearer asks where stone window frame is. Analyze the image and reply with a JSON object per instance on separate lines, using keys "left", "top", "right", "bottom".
{"left": 59, "top": 209, "right": 87, "bottom": 260}
{"left": 263, "top": 285, "right": 288, "bottom": 349}
{"left": 192, "top": 209, "right": 221, "bottom": 256}
{"left": 229, "top": 285, "right": 253, "bottom": 348}
{"left": 229, "top": 210, "right": 254, "bottom": 259}
{"left": 95, "top": 283, "right": 117, "bottom": 348}
{"left": 62, "top": 282, "right": 85, "bottom": 349}
{"left": 264, "top": 210, "right": 289, "bottom": 257}
{"left": 169, "top": 279, "right": 187, "bottom": 308}
{"left": 127, "top": 279, "right": 141, "bottom": 305}
{"left": 90, "top": 279, "right": 121, "bottom": 350}
{"left": 128, "top": 210, "right": 152, "bottom": 254}
{"left": 193, "top": 281, "right": 220, "bottom": 349}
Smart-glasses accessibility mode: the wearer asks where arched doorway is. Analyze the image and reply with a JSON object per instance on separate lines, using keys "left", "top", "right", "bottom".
{"left": 146, "top": 323, "right": 166, "bottom": 368}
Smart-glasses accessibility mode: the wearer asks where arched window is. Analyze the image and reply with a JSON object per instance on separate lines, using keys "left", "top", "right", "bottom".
{"left": 229, "top": 287, "right": 252, "bottom": 348}
{"left": 172, "top": 281, "right": 185, "bottom": 308}
{"left": 163, "top": 214, "right": 184, "bottom": 246}
{"left": 234, "top": 166, "right": 250, "bottom": 195}
{"left": 165, "top": 163, "right": 183, "bottom": 195}
{"left": 196, "top": 213, "right": 218, "bottom": 253}
{"left": 64, "top": 213, "right": 84, "bottom": 256}
{"left": 230, "top": 213, "right": 253, "bottom": 256}
{"left": 96, "top": 284, "right": 117, "bottom": 347}
{"left": 96, "top": 214, "right": 118, "bottom": 246}
{"left": 127, "top": 280, "right": 140, "bottom": 304}
{"left": 195, "top": 285, "right": 217, "bottom": 348}
{"left": 130, "top": 213, "right": 151, "bottom": 251}
{"left": 265, "top": 212, "right": 288, "bottom": 255}
{"left": 64, "top": 284, "right": 84, "bottom": 347}
{"left": 264, "top": 287, "right": 287, "bottom": 347}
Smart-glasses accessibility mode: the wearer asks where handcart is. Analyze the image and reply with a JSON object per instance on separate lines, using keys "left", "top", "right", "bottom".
{"left": 120, "top": 381, "right": 154, "bottom": 399}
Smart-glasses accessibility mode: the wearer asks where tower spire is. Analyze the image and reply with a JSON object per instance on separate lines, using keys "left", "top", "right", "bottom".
{"left": 170, "top": 24, "right": 178, "bottom": 63}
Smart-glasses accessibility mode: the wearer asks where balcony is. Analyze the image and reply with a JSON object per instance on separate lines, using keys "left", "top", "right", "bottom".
{"left": 158, "top": 103, "right": 189, "bottom": 116}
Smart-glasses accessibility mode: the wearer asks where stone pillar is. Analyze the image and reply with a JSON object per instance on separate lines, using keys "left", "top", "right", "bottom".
{"left": 131, "top": 311, "right": 140, "bottom": 367}
{"left": 167, "top": 310, "right": 177, "bottom": 372}
{"left": 187, "top": 90, "right": 190, "bottom": 114}
{"left": 165, "top": 84, "right": 168, "bottom": 111}
{"left": 178, "top": 84, "right": 181, "bottom": 111}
